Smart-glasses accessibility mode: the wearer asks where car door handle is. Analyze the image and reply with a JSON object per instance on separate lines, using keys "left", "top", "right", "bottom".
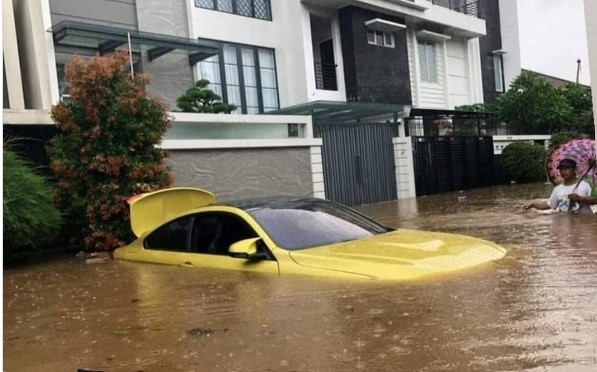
{"left": 180, "top": 261, "right": 194, "bottom": 268}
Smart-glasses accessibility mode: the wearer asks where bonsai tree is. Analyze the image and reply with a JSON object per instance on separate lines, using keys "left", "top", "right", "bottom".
{"left": 48, "top": 52, "right": 173, "bottom": 251}
{"left": 176, "top": 79, "right": 237, "bottom": 113}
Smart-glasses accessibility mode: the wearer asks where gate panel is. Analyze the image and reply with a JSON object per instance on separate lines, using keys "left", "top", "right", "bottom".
{"left": 315, "top": 122, "right": 397, "bottom": 206}
{"left": 412, "top": 136, "right": 495, "bottom": 196}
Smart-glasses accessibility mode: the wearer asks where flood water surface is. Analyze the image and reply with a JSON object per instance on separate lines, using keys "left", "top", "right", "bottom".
{"left": 4, "top": 184, "right": 597, "bottom": 371}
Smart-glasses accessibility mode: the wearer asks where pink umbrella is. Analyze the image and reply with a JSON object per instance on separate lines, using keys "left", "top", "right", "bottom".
{"left": 546, "top": 138, "right": 597, "bottom": 186}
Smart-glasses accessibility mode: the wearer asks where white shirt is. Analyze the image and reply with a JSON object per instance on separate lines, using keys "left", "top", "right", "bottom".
{"left": 547, "top": 181, "right": 592, "bottom": 214}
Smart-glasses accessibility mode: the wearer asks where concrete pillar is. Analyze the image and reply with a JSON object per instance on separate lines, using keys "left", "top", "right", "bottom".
{"left": 393, "top": 137, "right": 417, "bottom": 199}
{"left": 13, "top": 0, "right": 58, "bottom": 109}
{"left": 3, "top": 0, "right": 25, "bottom": 109}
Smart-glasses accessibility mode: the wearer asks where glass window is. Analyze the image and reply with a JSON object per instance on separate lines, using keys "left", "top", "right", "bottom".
{"left": 195, "top": 0, "right": 214, "bottom": 9}
{"left": 418, "top": 41, "right": 437, "bottom": 83}
{"left": 493, "top": 54, "right": 504, "bottom": 92}
{"left": 195, "top": 0, "right": 272, "bottom": 21}
{"left": 248, "top": 200, "right": 390, "bottom": 250}
{"left": 242, "top": 48, "right": 259, "bottom": 114}
{"left": 258, "top": 49, "right": 278, "bottom": 111}
{"left": 145, "top": 216, "right": 193, "bottom": 251}
{"left": 199, "top": 55, "right": 223, "bottom": 97}
{"left": 197, "top": 42, "right": 279, "bottom": 114}
{"left": 190, "top": 213, "right": 260, "bottom": 255}
{"left": 367, "top": 30, "right": 394, "bottom": 48}
{"left": 218, "top": 0, "right": 233, "bottom": 13}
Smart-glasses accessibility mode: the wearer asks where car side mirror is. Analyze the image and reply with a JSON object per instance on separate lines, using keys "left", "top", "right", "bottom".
{"left": 228, "top": 238, "right": 264, "bottom": 259}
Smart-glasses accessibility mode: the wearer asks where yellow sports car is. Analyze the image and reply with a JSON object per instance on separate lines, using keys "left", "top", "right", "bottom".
{"left": 114, "top": 188, "right": 506, "bottom": 280}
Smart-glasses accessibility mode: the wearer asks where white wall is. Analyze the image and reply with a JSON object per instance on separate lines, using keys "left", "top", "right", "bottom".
{"left": 407, "top": 28, "right": 482, "bottom": 109}
{"left": 446, "top": 37, "right": 469, "bottom": 107}
{"left": 584, "top": 0, "right": 597, "bottom": 140}
{"left": 189, "top": 0, "right": 310, "bottom": 109}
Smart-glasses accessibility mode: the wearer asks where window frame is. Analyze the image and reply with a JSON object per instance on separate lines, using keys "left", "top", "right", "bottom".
{"left": 367, "top": 29, "right": 395, "bottom": 48}
{"left": 197, "top": 39, "right": 280, "bottom": 114}
{"left": 417, "top": 41, "right": 438, "bottom": 83}
{"left": 194, "top": 0, "right": 272, "bottom": 21}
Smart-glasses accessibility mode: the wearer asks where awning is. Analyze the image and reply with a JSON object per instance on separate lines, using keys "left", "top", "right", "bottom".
{"left": 50, "top": 20, "right": 219, "bottom": 64}
{"left": 263, "top": 101, "right": 411, "bottom": 121}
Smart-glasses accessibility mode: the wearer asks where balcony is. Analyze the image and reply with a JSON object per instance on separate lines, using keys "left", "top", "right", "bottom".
{"left": 430, "top": 0, "right": 480, "bottom": 18}
{"left": 314, "top": 62, "right": 338, "bottom": 91}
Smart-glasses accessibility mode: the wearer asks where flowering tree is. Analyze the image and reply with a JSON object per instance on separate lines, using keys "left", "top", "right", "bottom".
{"left": 48, "top": 52, "right": 173, "bottom": 251}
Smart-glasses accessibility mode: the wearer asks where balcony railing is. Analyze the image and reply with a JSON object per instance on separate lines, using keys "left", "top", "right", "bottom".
{"left": 314, "top": 62, "right": 338, "bottom": 91}
{"left": 431, "top": 0, "right": 480, "bottom": 18}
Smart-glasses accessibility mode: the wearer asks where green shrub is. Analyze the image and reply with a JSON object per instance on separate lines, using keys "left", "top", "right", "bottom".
{"left": 501, "top": 142, "right": 547, "bottom": 183}
{"left": 548, "top": 132, "right": 586, "bottom": 152}
{"left": 3, "top": 145, "right": 62, "bottom": 252}
{"left": 47, "top": 52, "right": 173, "bottom": 251}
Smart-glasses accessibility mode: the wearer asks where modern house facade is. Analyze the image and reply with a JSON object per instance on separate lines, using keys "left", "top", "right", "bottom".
{"left": 4, "top": 0, "right": 508, "bottom": 202}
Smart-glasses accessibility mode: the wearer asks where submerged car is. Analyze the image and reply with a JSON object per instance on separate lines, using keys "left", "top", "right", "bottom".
{"left": 114, "top": 188, "right": 506, "bottom": 280}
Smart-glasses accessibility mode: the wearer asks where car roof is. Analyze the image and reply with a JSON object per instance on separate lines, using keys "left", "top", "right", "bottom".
{"left": 214, "top": 196, "right": 329, "bottom": 212}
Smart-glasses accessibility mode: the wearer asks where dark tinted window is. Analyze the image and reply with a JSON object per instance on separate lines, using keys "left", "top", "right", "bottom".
{"left": 190, "top": 213, "right": 259, "bottom": 255}
{"left": 145, "top": 216, "right": 193, "bottom": 251}
{"left": 247, "top": 200, "right": 389, "bottom": 250}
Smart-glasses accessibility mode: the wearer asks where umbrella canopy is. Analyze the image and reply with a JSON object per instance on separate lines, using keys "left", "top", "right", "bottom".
{"left": 546, "top": 138, "right": 597, "bottom": 186}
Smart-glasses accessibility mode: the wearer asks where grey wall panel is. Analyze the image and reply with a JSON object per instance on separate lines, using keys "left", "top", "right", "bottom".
{"left": 135, "top": 0, "right": 189, "bottom": 38}
{"left": 49, "top": 0, "right": 137, "bottom": 28}
{"left": 143, "top": 54, "right": 195, "bottom": 109}
{"left": 167, "top": 148, "right": 313, "bottom": 202}
{"left": 135, "top": 0, "right": 194, "bottom": 107}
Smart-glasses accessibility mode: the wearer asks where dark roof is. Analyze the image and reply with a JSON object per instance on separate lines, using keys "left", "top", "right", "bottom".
{"left": 522, "top": 69, "right": 590, "bottom": 89}
{"left": 219, "top": 196, "right": 327, "bottom": 212}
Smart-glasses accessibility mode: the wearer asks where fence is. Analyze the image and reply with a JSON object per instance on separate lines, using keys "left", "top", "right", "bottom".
{"left": 405, "top": 111, "right": 513, "bottom": 137}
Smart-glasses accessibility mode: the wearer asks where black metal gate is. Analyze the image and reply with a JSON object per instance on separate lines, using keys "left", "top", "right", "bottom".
{"left": 314, "top": 122, "right": 397, "bottom": 206}
{"left": 412, "top": 136, "right": 495, "bottom": 196}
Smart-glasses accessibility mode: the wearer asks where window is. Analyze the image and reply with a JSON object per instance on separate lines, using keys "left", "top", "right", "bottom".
{"left": 190, "top": 213, "right": 260, "bottom": 255}
{"left": 197, "top": 42, "right": 279, "bottom": 114}
{"left": 493, "top": 54, "right": 504, "bottom": 92}
{"left": 56, "top": 64, "right": 71, "bottom": 103}
{"left": 145, "top": 216, "right": 193, "bottom": 251}
{"left": 367, "top": 30, "right": 394, "bottom": 48}
{"left": 248, "top": 200, "right": 389, "bottom": 250}
{"left": 418, "top": 41, "right": 437, "bottom": 82}
{"left": 195, "top": 0, "right": 272, "bottom": 21}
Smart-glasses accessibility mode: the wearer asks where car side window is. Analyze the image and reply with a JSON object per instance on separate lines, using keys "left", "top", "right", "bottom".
{"left": 190, "top": 212, "right": 259, "bottom": 255}
{"left": 144, "top": 216, "right": 193, "bottom": 252}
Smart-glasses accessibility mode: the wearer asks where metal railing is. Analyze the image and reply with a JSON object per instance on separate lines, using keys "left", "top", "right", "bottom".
{"left": 405, "top": 112, "right": 513, "bottom": 137}
{"left": 431, "top": 0, "right": 481, "bottom": 18}
{"left": 314, "top": 62, "right": 338, "bottom": 91}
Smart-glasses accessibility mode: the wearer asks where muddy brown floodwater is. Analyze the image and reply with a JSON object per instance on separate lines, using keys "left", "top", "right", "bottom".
{"left": 4, "top": 183, "right": 597, "bottom": 372}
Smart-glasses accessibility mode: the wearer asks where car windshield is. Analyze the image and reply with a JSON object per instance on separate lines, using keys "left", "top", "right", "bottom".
{"left": 247, "top": 200, "right": 390, "bottom": 250}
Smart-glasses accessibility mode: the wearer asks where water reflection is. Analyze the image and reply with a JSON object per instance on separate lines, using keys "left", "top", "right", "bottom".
{"left": 4, "top": 184, "right": 597, "bottom": 371}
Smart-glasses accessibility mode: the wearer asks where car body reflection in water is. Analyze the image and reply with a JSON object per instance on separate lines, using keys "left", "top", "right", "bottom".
{"left": 4, "top": 183, "right": 597, "bottom": 371}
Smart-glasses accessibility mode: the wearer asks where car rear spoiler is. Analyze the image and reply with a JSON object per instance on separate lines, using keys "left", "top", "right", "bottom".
{"left": 127, "top": 187, "right": 216, "bottom": 237}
